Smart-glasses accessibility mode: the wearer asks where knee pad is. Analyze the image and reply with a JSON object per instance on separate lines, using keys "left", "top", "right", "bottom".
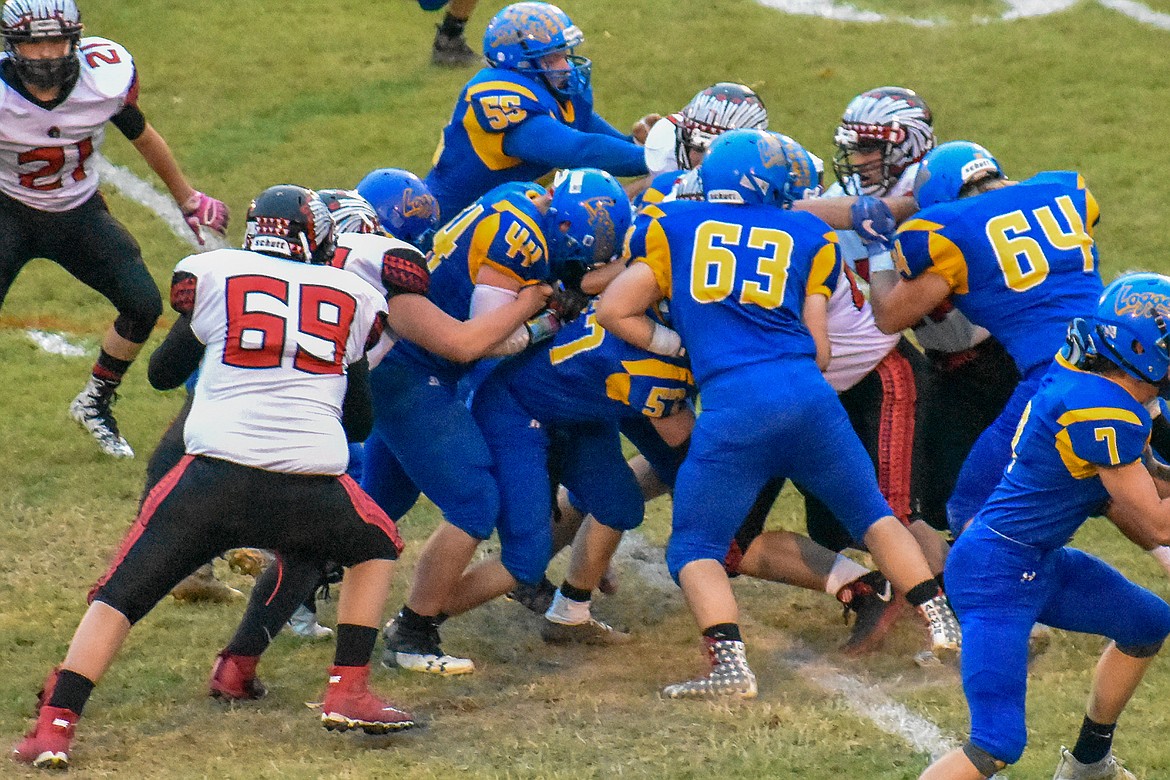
{"left": 114, "top": 310, "right": 159, "bottom": 344}
{"left": 88, "top": 589, "right": 148, "bottom": 626}
{"left": 1116, "top": 639, "right": 1164, "bottom": 659}
{"left": 962, "top": 741, "right": 1006, "bottom": 777}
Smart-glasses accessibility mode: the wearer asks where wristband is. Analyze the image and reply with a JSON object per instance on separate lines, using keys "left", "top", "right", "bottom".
{"left": 648, "top": 322, "right": 683, "bottom": 357}
{"left": 525, "top": 310, "right": 561, "bottom": 345}
{"left": 867, "top": 250, "right": 896, "bottom": 274}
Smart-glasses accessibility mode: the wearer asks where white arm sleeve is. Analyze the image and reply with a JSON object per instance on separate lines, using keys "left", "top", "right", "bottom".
{"left": 471, "top": 283, "right": 531, "bottom": 357}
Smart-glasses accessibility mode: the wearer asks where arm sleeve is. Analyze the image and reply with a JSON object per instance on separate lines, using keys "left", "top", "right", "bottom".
{"left": 341, "top": 357, "right": 373, "bottom": 443}
{"left": 502, "top": 114, "right": 648, "bottom": 177}
{"left": 582, "top": 111, "right": 632, "bottom": 141}
{"left": 148, "top": 314, "right": 205, "bottom": 390}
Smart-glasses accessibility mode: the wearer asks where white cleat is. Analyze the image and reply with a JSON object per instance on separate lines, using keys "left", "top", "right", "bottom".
{"left": 1053, "top": 747, "right": 1136, "bottom": 780}
{"left": 663, "top": 639, "right": 757, "bottom": 700}
{"left": 69, "top": 377, "right": 134, "bottom": 458}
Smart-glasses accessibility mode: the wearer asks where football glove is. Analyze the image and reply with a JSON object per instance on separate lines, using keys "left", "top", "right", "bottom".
{"left": 180, "top": 190, "right": 229, "bottom": 246}
{"left": 547, "top": 282, "right": 590, "bottom": 324}
{"left": 850, "top": 196, "right": 897, "bottom": 257}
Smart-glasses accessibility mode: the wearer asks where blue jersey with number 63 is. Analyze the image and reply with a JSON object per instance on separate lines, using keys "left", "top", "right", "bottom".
{"left": 895, "top": 171, "right": 1102, "bottom": 378}
{"left": 629, "top": 199, "right": 841, "bottom": 387}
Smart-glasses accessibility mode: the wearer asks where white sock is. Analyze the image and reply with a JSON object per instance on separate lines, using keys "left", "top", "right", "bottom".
{"left": 1151, "top": 546, "right": 1170, "bottom": 577}
{"left": 824, "top": 554, "right": 872, "bottom": 596}
{"left": 545, "top": 589, "right": 592, "bottom": 624}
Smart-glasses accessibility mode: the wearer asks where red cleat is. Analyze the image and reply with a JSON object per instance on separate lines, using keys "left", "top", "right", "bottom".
{"left": 320, "top": 665, "right": 415, "bottom": 734}
{"left": 12, "top": 705, "right": 77, "bottom": 770}
{"left": 209, "top": 652, "right": 267, "bottom": 702}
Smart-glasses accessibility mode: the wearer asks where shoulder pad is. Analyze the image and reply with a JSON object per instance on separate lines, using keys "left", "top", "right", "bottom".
{"left": 77, "top": 37, "right": 136, "bottom": 99}
{"left": 382, "top": 245, "right": 430, "bottom": 297}
{"left": 465, "top": 74, "right": 554, "bottom": 133}
{"left": 1023, "top": 170, "right": 1083, "bottom": 190}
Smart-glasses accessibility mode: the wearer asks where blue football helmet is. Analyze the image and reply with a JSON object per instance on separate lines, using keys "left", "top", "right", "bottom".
{"left": 483, "top": 2, "right": 590, "bottom": 100}
{"left": 770, "top": 132, "right": 822, "bottom": 201}
{"left": 317, "top": 189, "right": 380, "bottom": 235}
{"left": 1092, "top": 273, "right": 1170, "bottom": 384}
{"left": 913, "top": 141, "right": 1003, "bottom": 209}
{"left": 699, "top": 129, "right": 811, "bottom": 208}
{"left": 355, "top": 168, "right": 441, "bottom": 247}
{"left": 544, "top": 168, "right": 631, "bottom": 288}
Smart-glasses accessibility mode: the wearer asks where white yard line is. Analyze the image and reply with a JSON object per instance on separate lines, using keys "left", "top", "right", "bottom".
{"left": 24, "top": 329, "right": 90, "bottom": 357}
{"left": 756, "top": 0, "right": 1169, "bottom": 30}
{"left": 614, "top": 533, "right": 960, "bottom": 762}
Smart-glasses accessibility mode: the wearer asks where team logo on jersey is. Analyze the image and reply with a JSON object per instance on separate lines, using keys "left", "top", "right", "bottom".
{"left": 1113, "top": 282, "right": 1170, "bottom": 319}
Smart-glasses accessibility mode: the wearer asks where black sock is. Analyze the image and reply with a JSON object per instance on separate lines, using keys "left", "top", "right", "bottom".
{"left": 905, "top": 580, "right": 941, "bottom": 607}
{"left": 435, "top": 611, "right": 450, "bottom": 626}
{"left": 226, "top": 557, "right": 319, "bottom": 656}
{"left": 559, "top": 580, "right": 592, "bottom": 603}
{"left": 1071, "top": 715, "right": 1116, "bottom": 765}
{"left": 438, "top": 12, "right": 467, "bottom": 37}
{"left": 935, "top": 572, "right": 946, "bottom": 593}
{"left": 92, "top": 350, "right": 132, "bottom": 385}
{"left": 702, "top": 623, "right": 742, "bottom": 643}
{"left": 334, "top": 624, "right": 378, "bottom": 667}
{"left": 397, "top": 605, "right": 435, "bottom": 634}
{"left": 47, "top": 669, "right": 95, "bottom": 716}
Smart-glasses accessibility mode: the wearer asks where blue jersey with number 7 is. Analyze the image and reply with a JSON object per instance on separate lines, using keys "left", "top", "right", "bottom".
{"left": 894, "top": 171, "right": 1102, "bottom": 378}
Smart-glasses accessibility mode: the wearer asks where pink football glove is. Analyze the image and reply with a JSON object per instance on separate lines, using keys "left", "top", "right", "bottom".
{"left": 180, "top": 190, "right": 229, "bottom": 245}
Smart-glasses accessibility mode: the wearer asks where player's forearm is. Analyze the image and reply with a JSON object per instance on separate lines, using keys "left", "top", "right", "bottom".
{"left": 131, "top": 123, "right": 195, "bottom": 205}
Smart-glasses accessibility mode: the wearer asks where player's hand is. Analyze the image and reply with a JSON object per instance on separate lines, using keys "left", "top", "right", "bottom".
{"left": 180, "top": 190, "right": 229, "bottom": 246}
{"left": 632, "top": 113, "right": 663, "bottom": 145}
{"left": 548, "top": 282, "right": 590, "bottom": 323}
{"left": 517, "top": 282, "right": 553, "bottom": 317}
{"left": 850, "top": 195, "right": 896, "bottom": 255}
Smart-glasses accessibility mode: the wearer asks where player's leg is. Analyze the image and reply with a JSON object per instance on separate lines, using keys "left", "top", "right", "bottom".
{"left": 430, "top": 0, "right": 480, "bottom": 66}
{"left": 787, "top": 387, "right": 959, "bottom": 660}
{"left": 359, "top": 428, "right": 421, "bottom": 521}
{"left": 1037, "top": 548, "right": 1170, "bottom": 778}
{"left": 541, "top": 423, "right": 641, "bottom": 645}
{"left": 0, "top": 193, "right": 36, "bottom": 313}
{"left": 47, "top": 196, "right": 161, "bottom": 458}
{"left": 919, "top": 527, "right": 1041, "bottom": 779}
{"left": 14, "top": 457, "right": 223, "bottom": 769}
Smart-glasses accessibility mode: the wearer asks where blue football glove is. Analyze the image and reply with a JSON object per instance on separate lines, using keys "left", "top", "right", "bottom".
{"left": 850, "top": 196, "right": 897, "bottom": 257}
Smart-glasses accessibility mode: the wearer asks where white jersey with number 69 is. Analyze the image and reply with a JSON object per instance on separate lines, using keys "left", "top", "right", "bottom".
{"left": 0, "top": 37, "right": 136, "bottom": 211}
{"left": 174, "top": 249, "right": 388, "bottom": 475}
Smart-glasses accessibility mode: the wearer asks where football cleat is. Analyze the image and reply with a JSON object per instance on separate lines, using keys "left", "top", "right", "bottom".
{"left": 1053, "top": 747, "right": 1136, "bottom": 780}
{"left": 663, "top": 638, "right": 757, "bottom": 700}
{"left": 505, "top": 577, "right": 557, "bottom": 615}
{"left": 917, "top": 593, "right": 961, "bottom": 662}
{"left": 171, "top": 563, "right": 243, "bottom": 603}
{"left": 541, "top": 616, "right": 632, "bottom": 645}
{"left": 208, "top": 652, "right": 267, "bottom": 702}
{"left": 12, "top": 705, "right": 77, "bottom": 770}
{"left": 69, "top": 377, "right": 133, "bottom": 459}
{"left": 381, "top": 618, "right": 475, "bottom": 676}
{"left": 837, "top": 571, "right": 904, "bottom": 656}
{"left": 432, "top": 27, "right": 479, "bottom": 67}
{"left": 320, "top": 665, "right": 415, "bottom": 734}
{"left": 225, "top": 548, "right": 273, "bottom": 578}
{"left": 286, "top": 605, "right": 333, "bottom": 640}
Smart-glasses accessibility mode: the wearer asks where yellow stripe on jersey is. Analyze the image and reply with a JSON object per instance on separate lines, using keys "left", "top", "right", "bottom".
{"left": 466, "top": 80, "right": 540, "bottom": 103}
{"left": 462, "top": 110, "right": 522, "bottom": 171}
{"left": 1085, "top": 188, "right": 1100, "bottom": 234}
{"left": 1056, "top": 407, "right": 1142, "bottom": 428}
{"left": 640, "top": 204, "right": 667, "bottom": 220}
{"left": 636, "top": 218, "right": 674, "bottom": 299}
{"left": 641, "top": 188, "right": 665, "bottom": 205}
{"left": 897, "top": 218, "right": 945, "bottom": 233}
{"left": 620, "top": 357, "right": 694, "bottom": 383}
{"left": 1055, "top": 428, "right": 1098, "bottom": 479}
{"left": 467, "top": 213, "right": 526, "bottom": 285}
{"left": 806, "top": 239, "right": 838, "bottom": 299}
{"left": 924, "top": 232, "right": 969, "bottom": 294}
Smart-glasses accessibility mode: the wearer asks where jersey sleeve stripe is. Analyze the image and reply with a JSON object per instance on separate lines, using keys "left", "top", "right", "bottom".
{"left": 1056, "top": 407, "right": 1142, "bottom": 427}
{"left": 925, "top": 232, "right": 969, "bottom": 294}
{"left": 1054, "top": 429, "right": 1099, "bottom": 479}
{"left": 806, "top": 242, "right": 838, "bottom": 299}
{"left": 465, "top": 80, "right": 540, "bottom": 103}
{"left": 619, "top": 357, "right": 694, "bottom": 383}
{"left": 636, "top": 218, "right": 673, "bottom": 298}
{"left": 461, "top": 111, "right": 521, "bottom": 171}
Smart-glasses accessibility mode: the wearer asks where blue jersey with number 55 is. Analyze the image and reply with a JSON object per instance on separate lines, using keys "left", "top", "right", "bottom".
{"left": 501, "top": 301, "right": 695, "bottom": 425}
{"left": 386, "top": 183, "right": 551, "bottom": 384}
{"left": 629, "top": 200, "right": 841, "bottom": 387}
{"left": 895, "top": 171, "right": 1102, "bottom": 377}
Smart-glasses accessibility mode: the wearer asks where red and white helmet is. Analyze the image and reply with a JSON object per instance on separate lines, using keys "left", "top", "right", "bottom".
{"left": 677, "top": 82, "right": 768, "bottom": 169}
{"left": 832, "top": 86, "right": 935, "bottom": 196}
{"left": 1, "top": 0, "right": 83, "bottom": 90}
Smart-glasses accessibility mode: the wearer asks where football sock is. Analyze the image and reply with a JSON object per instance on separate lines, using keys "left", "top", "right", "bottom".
{"left": 226, "top": 557, "right": 320, "bottom": 657}
{"left": 334, "top": 624, "right": 378, "bottom": 667}
{"left": 559, "top": 581, "right": 593, "bottom": 603}
{"left": 397, "top": 605, "right": 434, "bottom": 634}
{"left": 904, "top": 580, "right": 941, "bottom": 608}
{"left": 824, "top": 555, "right": 871, "bottom": 596}
{"left": 438, "top": 12, "right": 467, "bottom": 38}
{"left": 92, "top": 350, "right": 131, "bottom": 386}
{"left": 702, "top": 623, "right": 742, "bottom": 643}
{"left": 1071, "top": 716, "right": 1116, "bottom": 765}
{"left": 48, "top": 669, "right": 95, "bottom": 717}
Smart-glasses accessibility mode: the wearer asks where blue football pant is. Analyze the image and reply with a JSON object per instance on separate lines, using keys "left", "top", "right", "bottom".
{"left": 667, "top": 363, "right": 892, "bottom": 582}
{"left": 947, "top": 523, "right": 1170, "bottom": 764}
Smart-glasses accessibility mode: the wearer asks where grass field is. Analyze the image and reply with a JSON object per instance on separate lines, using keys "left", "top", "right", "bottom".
{"left": 5, "top": 0, "right": 1170, "bottom": 777}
